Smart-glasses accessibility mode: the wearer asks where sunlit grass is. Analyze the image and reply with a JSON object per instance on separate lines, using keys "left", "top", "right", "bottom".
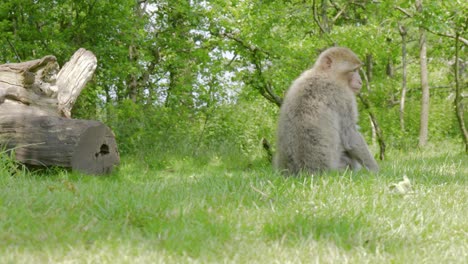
{"left": 0, "top": 142, "right": 466, "bottom": 263}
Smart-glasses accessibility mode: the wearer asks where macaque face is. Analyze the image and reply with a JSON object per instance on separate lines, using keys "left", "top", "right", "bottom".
{"left": 348, "top": 69, "right": 362, "bottom": 93}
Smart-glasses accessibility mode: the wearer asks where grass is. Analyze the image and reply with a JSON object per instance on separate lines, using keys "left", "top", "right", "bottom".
{"left": 0, "top": 142, "right": 467, "bottom": 263}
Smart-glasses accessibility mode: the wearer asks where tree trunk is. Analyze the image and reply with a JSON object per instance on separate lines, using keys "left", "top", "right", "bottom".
{"left": 358, "top": 94, "right": 386, "bottom": 160}
{"left": 0, "top": 115, "right": 119, "bottom": 174}
{"left": 320, "top": 0, "right": 330, "bottom": 33}
{"left": 386, "top": 59, "right": 394, "bottom": 78}
{"left": 399, "top": 24, "right": 408, "bottom": 131}
{"left": 0, "top": 49, "right": 120, "bottom": 174}
{"left": 454, "top": 33, "right": 468, "bottom": 152}
{"left": 128, "top": 45, "right": 138, "bottom": 103}
{"left": 417, "top": 0, "right": 430, "bottom": 147}
{"left": 358, "top": 68, "right": 386, "bottom": 160}
{"left": 366, "top": 53, "right": 373, "bottom": 83}
{"left": 0, "top": 48, "right": 97, "bottom": 118}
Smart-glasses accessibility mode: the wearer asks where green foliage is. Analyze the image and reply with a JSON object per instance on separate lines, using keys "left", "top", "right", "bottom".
{"left": 1, "top": 1, "right": 467, "bottom": 155}
{"left": 0, "top": 150, "right": 28, "bottom": 177}
{"left": 103, "top": 99, "right": 275, "bottom": 168}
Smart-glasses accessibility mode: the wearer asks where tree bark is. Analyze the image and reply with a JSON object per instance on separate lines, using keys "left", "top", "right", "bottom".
{"left": 358, "top": 94, "right": 386, "bottom": 160}
{"left": 359, "top": 68, "right": 386, "bottom": 160}
{"left": 0, "top": 49, "right": 120, "bottom": 174}
{"left": 0, "top": 48, "right": 97, "bottom": 118}
{"left": 57, "top": 49, "right": 98, "bottom": 117}
{"left": 399, "top": 24, "right": 408, "bottom": 131}
{"left": 0, "top": 55, "right": 61, "bottom": 116}
{"left": 386, "top": 60, "right": 394, "bottom": 78}
{"left": 320, "top": 0, "right": 330, "bottom": 33}
{"left": 0, "top": 115, "right": 119, "bottom": 174}
{"left": 454, "top": 33, "right": 468, "bottom": 152}
{"left": 417, "top": 0, "right": 430, "bottom": 147}
{"left": 366, "top": 53, "right": 373, "bottom": 83}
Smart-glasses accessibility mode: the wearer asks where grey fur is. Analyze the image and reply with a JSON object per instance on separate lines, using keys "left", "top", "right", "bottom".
{"left": 275, "top": 49, "right": 379, "bottom": 175}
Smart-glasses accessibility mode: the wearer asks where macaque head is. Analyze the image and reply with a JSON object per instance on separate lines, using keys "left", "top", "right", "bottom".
{"left": 348, "top": 68, "right": 362, "bottom": 93}
{"left": 314, "top": 47, "right": 363, "bottom": 94}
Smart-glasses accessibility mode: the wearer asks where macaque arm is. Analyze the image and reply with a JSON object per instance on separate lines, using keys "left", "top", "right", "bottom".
{"left": 341, "top": 127, "right": 379, "bottom": 172}
{"left": 339, "top": 152, "right": 362, "bottom": 171}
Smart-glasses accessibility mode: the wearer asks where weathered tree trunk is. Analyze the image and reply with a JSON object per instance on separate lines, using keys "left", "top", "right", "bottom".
{"left": 454, "top": 33, "right": 468, "bottom": 152}
{"left": 0, "top": 48, "right": 97, "bottom": 118}
{"left": 0, "top": 115, "right": 119, "bottom": 174}
{"left": 0, "top": 48, "right": 120, "bottom": 174}
{"left": 417, "top": 0, "right": 430, "bottom": 147}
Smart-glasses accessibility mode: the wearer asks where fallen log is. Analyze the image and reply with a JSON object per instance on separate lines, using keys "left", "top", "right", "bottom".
{"left": 0, "top": 115, "right": 119, "bottom": 174}
{"left": 0, "top": 49, "right": 120, "bottom": 175}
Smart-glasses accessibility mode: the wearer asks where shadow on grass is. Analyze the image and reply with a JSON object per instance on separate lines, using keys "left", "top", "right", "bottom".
{"left": 141, "top": 208, "right": 233, "bottom": 256}
{"left": 262, "top": 212, "right": 403, "bottom": 253}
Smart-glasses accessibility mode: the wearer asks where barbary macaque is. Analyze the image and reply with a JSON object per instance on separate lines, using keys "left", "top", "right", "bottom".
{"left": 275, "top": 47, "right": 379, "bottom": 174}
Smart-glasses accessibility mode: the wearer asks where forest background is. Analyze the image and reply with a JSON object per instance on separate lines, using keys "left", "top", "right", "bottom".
{"left": 1, "top": 0, "right": 466, "bottom": 159}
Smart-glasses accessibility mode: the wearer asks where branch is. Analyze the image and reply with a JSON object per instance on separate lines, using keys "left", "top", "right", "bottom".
{"left": 226, "top": 53, "right": 238, "bottom": 67}
{"left": 262, "top": 138, "right": 273, "bottom": 162}
{"left": 358, "top": 93, "right": 386, "bottom": 160}
{"left": 220, "top": 31, "right": 273, "bottom": 57}
{"left": 6, "top": 38, "right": 21, "bottom": 62}
{"left": 394, "top": 6, "right": 467, "bottom": 46}
{"left": 398, "top": 23, "right": 407, "bottom": 36}
{"left": 329, "top": 0, "right": 341, "bottom": 12}
{"left": 265, "top": 81, "right": 283, "bottom": 107}
{"left": 395, "top": 6, "right": 413, "bottom": 18}
{"left": 217, "top": 31, "right": 282, "bottom": 107}
{"left": 358, "top": 68, "right": 386, "bottom": 160}
{"left": 332, "top": 5, "right": 347, "bottom": 23}
{"left": 360, "top": 68, "right": 371, "bottom": 92}
{"left": 312, "top": 0, "right": 329, "bottom": 35}
{"left": 423, "top": 26, "right": 468, "bottom": 46}
{"left": 251, "top": 53, "right": 282, "bottom": 107}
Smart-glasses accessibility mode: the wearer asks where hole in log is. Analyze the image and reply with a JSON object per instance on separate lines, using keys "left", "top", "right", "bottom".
{"left": 71, "top": 123, "right": 120, "bottom": 175}
{"left": 95, "top": 144, "right": 110, "bottom": 158}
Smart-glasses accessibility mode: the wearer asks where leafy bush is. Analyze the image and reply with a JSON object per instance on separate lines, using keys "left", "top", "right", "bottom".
{"left": 103, "top": 98, "right": 277, "bottom": 167}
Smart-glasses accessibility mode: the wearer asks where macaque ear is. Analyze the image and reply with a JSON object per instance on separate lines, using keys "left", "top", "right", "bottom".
{"left": 319, "top": 55, "right": 333, "bottom": 70}
{"left": 324, "top": 55, "right": 333, "bottom": 68}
